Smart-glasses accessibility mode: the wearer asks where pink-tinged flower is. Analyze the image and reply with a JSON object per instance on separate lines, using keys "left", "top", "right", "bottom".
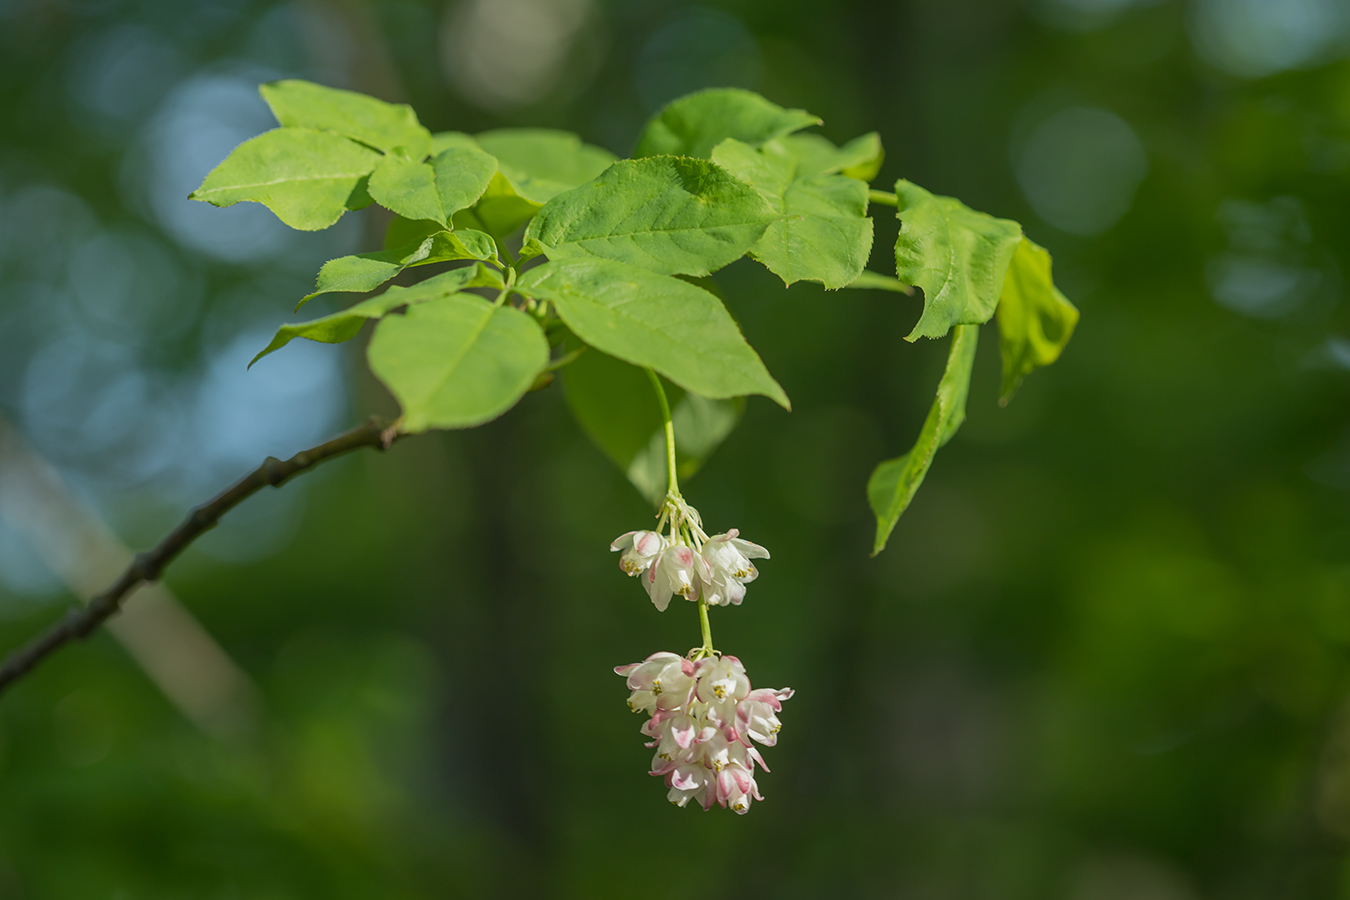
{"left": 615, "top": 652, "right": 695, "bottom": 715}
{"left": 698, "top": 529, "right": 769, "bottom": 607}
{"left": 643, "top": 545, "right": 698, "bottom": 611}
{"left": 737, "top": 688, "right": 794, "bottom": 746}
{"left": 616, "top": 650, "right": 792, "bottom": 813}
{"left": 611, "top": 530, "right": 666, "bottom": 576}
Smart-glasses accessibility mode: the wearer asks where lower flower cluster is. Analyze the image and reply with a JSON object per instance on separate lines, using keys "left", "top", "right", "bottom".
{"left": 615, "top": 651, "right": 792, "bottom": 813}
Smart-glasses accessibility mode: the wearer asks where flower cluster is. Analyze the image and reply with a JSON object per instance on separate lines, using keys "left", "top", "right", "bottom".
{"left": 611, "top": 499, "right": 769, "bottom": 611}
{"left": 616, "top": 651, "right": 792, "bottom": 813}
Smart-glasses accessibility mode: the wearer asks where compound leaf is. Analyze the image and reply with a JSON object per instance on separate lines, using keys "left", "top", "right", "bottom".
{"left": 894, "top": 179, "right": 1023, "bottom": 341}
{"left": 517, "top": 257, "right": 788, "bottom": 408}
{"left": 712, "top": 138, "right": 873, "bottom": 289}
{"left": 366, "top": 145, "right": 497, "bottom": 225}
{"left": 190, "top": 128, "right": 381, "bottom": 231}
{"left": 475, "top": 129, "right": 617, "bottom": 203}
{"left": 868, "top": 324, "right": 978, "bottom": 555}
{"left": 255, "top": 264, "right": 504, "bottom": 365}
{"left": 367, "top": 294, "right": 548, "bottom": 432}
{"left": 260, "top": 79, "right": 432, "bottom": 159}
{"left": 635, "top": 88, "right": 820, "bottom": 158}
{"left": 523, "top": 156, "right": 777, "bottom": 277}
{"left": 996, "top": 237, "right": 1079, "bottom": 403}
{"left": 300, "top": 230, "right": 498, "bottom": 307}
{"left": 561, "top": 348, "right": 743, "bottom": 505}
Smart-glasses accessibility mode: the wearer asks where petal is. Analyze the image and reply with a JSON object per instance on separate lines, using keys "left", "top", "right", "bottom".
{"left": 731, "top": 537, "right": 769, "bottom": 560}
{"left": 610, "top": 531, "right": 638, "bottom": 552}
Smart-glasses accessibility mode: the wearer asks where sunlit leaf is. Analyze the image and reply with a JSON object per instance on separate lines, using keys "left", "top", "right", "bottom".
{"left": 777, "top": 131, "right": 884, "bottom": 181}
{"left": 299, "top": 230, "right": 498, "bottom": 308}
{"left": 517, "top": 257, "right": 789, "bottom": 408}
{"left": 635, "top": 88, "right": 821, "bottom": 158}
{"left": 260, "top": 79, "right": 432, "bottom": 158}
{"left": 254, "top": 264, "right": 504, "bottom": 365}
{"left": 561, "top": 347, "right": 744, "bottom": 504}
{"left": 523, "top": 156, "right": 777, "bottom": 277}
{"left": 366, "top": 145, "right": 497, "bottom": 225}
{"left": 712, "top": 138, "right": 873, "bottom": 289}
{"left": 190, "top": 128, "right": 381, "bottom": 231}
{"left": 867, "top": 324, "right": 978, "bottom": 555}
{"left": 475, "top": 129, "right": 617, "bottom": 202}
{"left": 894, "top": 179, "right": 1022, "bottom": 341}
{"left": 367, "top": 294, "right": 548, "bottom": 432}
{"left": 456, "top": 172, "right": 544, "bottom": 239}
{"left": 996, "top": 237, "right": 1079, "bottom": 403}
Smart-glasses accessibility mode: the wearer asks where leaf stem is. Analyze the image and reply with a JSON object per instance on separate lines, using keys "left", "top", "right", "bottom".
{"left": 493, "top": 267, "right": 518, "bottom": 307}
{"left": 645, "top": 367, "right": 679, "bottom": 499}
{"left": 868, "top": 189, "right": 899, "bottom": 207}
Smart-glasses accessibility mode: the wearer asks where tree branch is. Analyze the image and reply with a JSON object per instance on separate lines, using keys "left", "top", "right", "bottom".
{"left": 0, "top": 417, "right": 400, "bottom": 698}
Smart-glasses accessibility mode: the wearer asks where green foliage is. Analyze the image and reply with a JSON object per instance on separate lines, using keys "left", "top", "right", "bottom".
{"left": 474, "top": 128, "right": 617, "bottom": 202}
{"left": 301, "top": 230, "right": 497, "bottom": 307}
{"left": 996, "top": 238, "right": 1079, "bottom": 403}
{"left": 366, "top": 295, "right": 548, "bottom": 432}
{"left": 254, "top": 264, "right": 503, "bottom": 365}
{"left": 189, "top": 128, "right": 381, "bottom": 230}
{"left": 893, "top": 179, "right": 1023, "bottom": 340}
{"left": 712, "top": 138, "right": 873, "bottom": 288}
{"left": 260, "top": 79, "right": 432, "bottom": 158}
{"left": 190, "top": 80, "right": 1074, "bottom": 542}
{"left": 778, "top": 131, "right": 884, "bottom": 181}
{"left": 517, "top": 257, "right": 789, "bottom": 408}
{"left": 366, "top": 145, "right": 497, "bottom": 225}
{"left": 562, "top": 349, "right": 743, "bottom": 504}
{"left": 867, "top": 324, "right": 978, "bottom": 555}
{"left": 523, "top": 156, "right": 777, "bottom": 276}
{"left": 635, "top": 87, "right": 821, "bottom": 158}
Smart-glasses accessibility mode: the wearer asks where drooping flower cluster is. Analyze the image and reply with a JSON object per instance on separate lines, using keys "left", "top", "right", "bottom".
{"left": 611, "top": 498, "right": 769, "bottom": 611}
{"left": 615, "top": 651, "right": 792, "bottom": 813}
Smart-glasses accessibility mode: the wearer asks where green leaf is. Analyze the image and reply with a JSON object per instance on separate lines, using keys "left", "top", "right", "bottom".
{"left": 867, "top": 324, "right": 979, "bottom": 555}
{"left": 777, "top": 132, "right": 884, "bottom": 181}
{"left": 522, "top": 156, "right": 777, "bottom": 277}
{"left": 254, "top": 264, "right": 504, "bottom": 365}
{"left": 366, "top": 145, "right": 498, "bottom": 225}
{"left": 260, "top": 79, "right": 432, "bottom": 159}
{"left": 635, "top": 88, "right": 821, "bottom": 159}
{"left": 711, "top": 138, "right": 873, "bottom": 289}
{"left": 456, "top": 172, "right": 544, "bottom": 239}
{"left": 474, "top": 129, "right": 617, "bottom": 203}
{"left": 430, "top": 131, "right": 479, "bottom": 155}
{"left": 367, "top": 295, "right": 548, "bottom": 432}
{"left": 299, "top": 230, "right": 498, "bottom": 308}
{"left": 516, "top": 257, "right": 789, "bottom": 408}
{"left": 894, "top": 179, "right": 1023, "bottom": 341}
{"left": 190, "top": 128, "right": 381, "bottom": 231}
{"left": 996, "top": 237, "right": 1079, "bottom": 403}
{"left": 844, "top": 270, "right": 914, "bottom": 294}
{"left": 561, "top": 347, "right": 743, "bottom": 504}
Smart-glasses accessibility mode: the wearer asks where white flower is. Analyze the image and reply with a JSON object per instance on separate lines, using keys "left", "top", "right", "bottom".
{"left": 643, "top": 545, "right": 698, "bottom": 611}
{"left": 616, "top": 650, "right": 791, "bottom": 814}
{"left": 614, "top": 652, "right": 695, "bottom": 715}
{"left": 610, "top": 530, "right": 666, "bottom": 576}
{"left": 698, "top": 529, "right": 769, "bottom": 607}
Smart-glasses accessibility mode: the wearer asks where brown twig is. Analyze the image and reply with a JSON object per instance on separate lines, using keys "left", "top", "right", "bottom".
{"left": 0, "top": 417, "right": 398, "bottom": 697}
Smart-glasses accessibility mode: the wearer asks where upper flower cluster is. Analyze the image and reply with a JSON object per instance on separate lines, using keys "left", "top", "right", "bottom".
{"left": 611, "top": 501, "right": 769, "bottom": 611}
{"left": 616, "top": 651, "right": 792, "bottom": 813}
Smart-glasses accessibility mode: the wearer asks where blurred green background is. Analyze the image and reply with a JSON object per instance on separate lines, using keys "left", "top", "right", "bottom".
{"left": 2, "top": 0, "right": 1350, "bottom": 896}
